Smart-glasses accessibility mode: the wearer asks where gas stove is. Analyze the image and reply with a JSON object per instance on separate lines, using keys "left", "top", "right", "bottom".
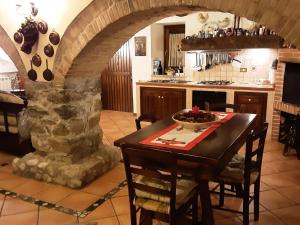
{"left": 197, "top": 80, "right": 234, "bottom": 85}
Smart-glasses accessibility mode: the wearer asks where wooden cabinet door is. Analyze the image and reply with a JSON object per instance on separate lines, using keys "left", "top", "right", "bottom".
{"left": 162, "top": 89, "right": 186, "bottom": 118}
{"left": 140, "top": 87, "right": 163, "bottom": 120}
{"left": 234, "top": 92, "right": 267, "bottom": 130}
{"left": 140, "top": 87, "right": 186, "bottom": 120}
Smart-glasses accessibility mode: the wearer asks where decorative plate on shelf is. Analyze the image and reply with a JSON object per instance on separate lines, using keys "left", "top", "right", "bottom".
{"left": 172, "top": 107, "right": 220, "bottom": 130}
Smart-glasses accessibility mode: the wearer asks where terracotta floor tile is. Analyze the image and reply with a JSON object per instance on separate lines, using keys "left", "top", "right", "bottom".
{"left": 38, "top": 208, "right": 76, "bottom": 225}
{"left": 264, "top": 140, "right": 284, "bottom": 152}
{"left": 260, "top": 190, "right": 296, "bottom": 210}
{"left": 0, "top": 194, "right": 4, "bottom": 212}
{"left": 1, "top": 196, "right": 37, "bottom": 216}
{"left": 0, "top": 210, "right": 38, "bottom": 225}
{"left": 57, "top": 191, "right": 100, "bottom": 211}
{"left": 258, "top": 181, "right": 273, "bottom": 192}
{"left": 117, "top": 214, "right": 131, "bottom": 225}
{"left": 13, "top": 179, "right": 51, "bottom": 196}
{"left": 213, "top": 209, "right": 238, "bottom": 221}
{"left": 32, "top": 184, "right": 75, "bottom": 203}
{"left": 0, "top": 163, "right": 14, "bottom": 173}
{"left": 263, "top": 151, "right": 286, "bottom": 163}
{"left": 111, "top": 196, "right": 130, "bottom": 215}
{"left": 261, "top": 172, "right": 299, "bottom": 188}
{"left": 97, "top": 163, "right": 126, "bottom": 184}
{"left": 79, "top": 200, "right": 115, "bottom": 222}
{"left": 106, "top": 133, "right": 126, "bottom": 141}
{"left": 0, "top": 176, "right": 29, "bottom": 190}
{"left": 0, "top": 171, "right": 21, "bottom": 181}
{"left": 284, "top": 171, "right": 300, "bottom": 185}
{"left": 82, "top": 180, "right": 118, "bottom": 197}
{"left": 261, "top": 163, "right": 283, "bottom": 176}
{"left": 213, "top": 195, "right": 266, "bottom": 214}
{"left": 215, "top": 217, "right": 242, "bottom": 225}
{"left": 239, "top": 211, "right": 286, "bottom": 225}
{"left": 263, "top": 160, "right": 300, "bottom": 175}
{"left": 276, "top": 185, "right": 300, "bottom": 204}
{"left": 272, "top": 205, "right": 300, "bottom": 225}
{"left": 117, "top": 211, "right": 141, "bottom": 225}
{"left": 113, "top": 187, "right": 128, "bottom": 198}
{"left": 86, "top": 216, "right": 119, "bottom": 225}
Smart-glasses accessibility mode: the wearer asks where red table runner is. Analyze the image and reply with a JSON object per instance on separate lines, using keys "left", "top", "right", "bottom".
{"left": 140, "top": 112, "right": 235, "bottom": 151}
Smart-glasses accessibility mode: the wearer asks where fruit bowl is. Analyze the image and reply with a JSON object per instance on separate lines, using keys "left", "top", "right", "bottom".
{"left": 172, "top": 109, "right": 220, "bottom": 130}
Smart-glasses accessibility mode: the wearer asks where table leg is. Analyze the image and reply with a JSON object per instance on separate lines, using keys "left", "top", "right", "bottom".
{"left": 199, "top": 180, "right": 215, "bottom": 225}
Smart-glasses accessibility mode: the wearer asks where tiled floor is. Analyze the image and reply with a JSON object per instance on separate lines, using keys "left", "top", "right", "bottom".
{"left": 0, "top": 110, "right": 300, "bottom": 225}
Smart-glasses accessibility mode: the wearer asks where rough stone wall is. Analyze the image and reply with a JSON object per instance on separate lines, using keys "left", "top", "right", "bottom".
{"left": 53, "top": 0, "right": 300, "bottom": 79}
{"left": 13, "top": 77, "right": 121, "bottom": 188}
{"left": 25, "top": 78, "right": 102, "bottom": 161}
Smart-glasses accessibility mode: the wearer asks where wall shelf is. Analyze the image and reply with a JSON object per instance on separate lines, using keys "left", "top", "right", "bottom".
{"left": 181, "top": 35, "right": 284, "bottom": 51}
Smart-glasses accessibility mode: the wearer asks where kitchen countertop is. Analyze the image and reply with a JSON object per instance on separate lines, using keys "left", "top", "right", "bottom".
{"left": 136, "top": 80, "right": 275, "bottom": 91}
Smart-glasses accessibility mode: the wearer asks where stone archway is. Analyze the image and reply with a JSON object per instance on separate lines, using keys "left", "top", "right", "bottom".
{"left": 0, "top": 25, "right": 27, "bottom": 87}
{"left": 53, "top": 0, "right": 300, "bottom": 79}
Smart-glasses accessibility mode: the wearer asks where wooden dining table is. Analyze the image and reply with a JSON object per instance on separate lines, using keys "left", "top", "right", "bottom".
{"left": 114, "top": 113, "right": 256, "bottom": 225}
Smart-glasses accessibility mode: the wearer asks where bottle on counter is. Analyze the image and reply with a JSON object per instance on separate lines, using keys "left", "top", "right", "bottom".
{"left": 158, "top": 62, "right": 163, "bottom": 75}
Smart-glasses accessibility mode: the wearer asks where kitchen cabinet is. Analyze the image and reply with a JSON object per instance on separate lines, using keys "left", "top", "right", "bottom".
{"left": 140, "top": 87, "right": 186, "bottom": 120}
{"left": 234, "top": 92, "right": 267, "bottom": 131}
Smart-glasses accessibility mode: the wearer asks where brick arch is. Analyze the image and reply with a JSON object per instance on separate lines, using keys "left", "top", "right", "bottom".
{"left": 54, "top": 0, "right": 300, "bottom": 79}
{"left": 0, "top": 25, "right": 27, "bottom": 87}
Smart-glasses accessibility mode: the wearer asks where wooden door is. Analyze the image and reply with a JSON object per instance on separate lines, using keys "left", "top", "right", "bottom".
{"left": 234, "top": 92, "right": 267, "bottom": 130}
{"left": 101, "top": 41, "right": 133, "bottom": 112}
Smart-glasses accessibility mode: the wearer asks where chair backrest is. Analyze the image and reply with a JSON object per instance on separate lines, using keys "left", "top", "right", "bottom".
{"left": 244, "top": 122, "right": 268, "bottom": 185}
{"left": 135, "top": 114, "right": 157, "bottom": 130}
{"left": 205, "top": 102, "right": 240, "bottom": 112}
{"left": 121, "top": 144, "right": 178, "bottom": 214}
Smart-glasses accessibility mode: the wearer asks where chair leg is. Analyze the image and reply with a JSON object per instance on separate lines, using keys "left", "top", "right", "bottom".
{"left": 254, "top": 179, "right": 260, "bottom": 221}
{"left": 235, "top": 184, "right": 244, "bottom": 197}
{"left": 243, "top": 185, "right": 250, "bottom": 225}
{"left": 192, "top": 194, "right": 198, "bottom": 225}
{"left": 130, "top": 204, "right": 137, "bottom": 225}
{"left": 139, "top": 208, "right": 152, "bottom": 225}
{"left": 219, "top": 182, "right": 224, "bottom": 207}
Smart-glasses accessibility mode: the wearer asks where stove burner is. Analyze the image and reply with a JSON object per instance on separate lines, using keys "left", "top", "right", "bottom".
{"left": 197, "top": 80, "right": 233, "bottom": 85}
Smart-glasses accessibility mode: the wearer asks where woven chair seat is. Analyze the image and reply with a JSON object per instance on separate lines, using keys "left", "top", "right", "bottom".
{"left": 134, "top": 175, "right": 197, "bottom": 214}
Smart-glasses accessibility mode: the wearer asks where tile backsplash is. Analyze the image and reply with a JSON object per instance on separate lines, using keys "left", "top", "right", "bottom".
{"left": 187, "top": 49, "right": 278, "bottom": 83}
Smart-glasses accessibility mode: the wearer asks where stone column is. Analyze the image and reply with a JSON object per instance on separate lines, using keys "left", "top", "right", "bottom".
{"left": 13, "top": 77, "right": 121, "bottom": 188}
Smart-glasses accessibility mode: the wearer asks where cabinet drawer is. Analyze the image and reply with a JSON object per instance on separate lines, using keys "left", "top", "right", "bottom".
{"left": 236, "top": 94, "right": 261, "bottom": 104}
{"left": 234, "top": 91, "right": 268, "bottom": 131}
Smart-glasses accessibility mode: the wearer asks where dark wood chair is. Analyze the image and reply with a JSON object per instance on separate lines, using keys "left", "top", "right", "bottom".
{"left": 213, "top": 122, "right": 268, "bottom": 225}
{"left": 121, "top": 143, "right": 199, "bottom": 225}
{"left": 135, "top": 114, "right": 157, "bottom": 131}
{"left": 204, "top": 102, "right": 240, "bottom": 112}
{"left": 0, "top": 100, "right": 34, "bottom": 156}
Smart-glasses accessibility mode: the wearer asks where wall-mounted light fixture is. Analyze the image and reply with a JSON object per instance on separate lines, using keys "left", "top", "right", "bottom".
{"left": 16, "top": 2, "right": 38, "bottom": 17}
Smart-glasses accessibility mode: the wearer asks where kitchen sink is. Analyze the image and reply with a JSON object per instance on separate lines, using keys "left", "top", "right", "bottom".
{"left": 148, "top": 80, "right": 191, "bottom": 84}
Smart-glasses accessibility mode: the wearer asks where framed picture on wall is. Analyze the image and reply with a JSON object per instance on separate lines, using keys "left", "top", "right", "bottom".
{"left": 135, "top": 36, "right": 146, "bottom": 56}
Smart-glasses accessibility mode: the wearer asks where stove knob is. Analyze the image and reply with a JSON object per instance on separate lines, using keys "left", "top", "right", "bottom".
{"left": 248, "top": 98, "right": 252, "bottom": 102}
